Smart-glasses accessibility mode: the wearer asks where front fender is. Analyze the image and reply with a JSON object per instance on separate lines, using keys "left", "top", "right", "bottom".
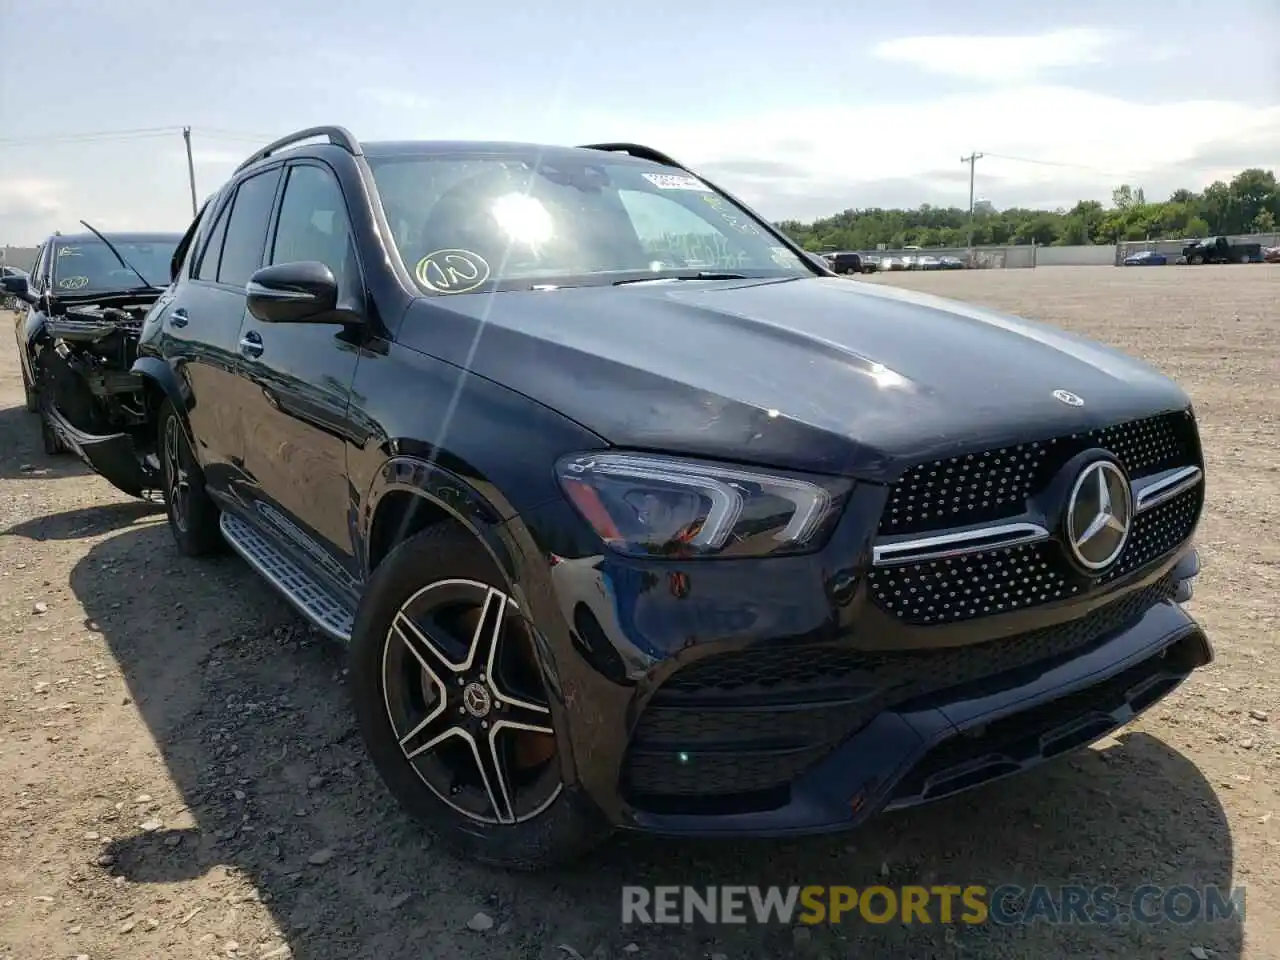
{"left": 130, "top": 355, "right": 190, "bottom": 416}
{"left": 357, "top": 455, "right": 518, "bottom": 585}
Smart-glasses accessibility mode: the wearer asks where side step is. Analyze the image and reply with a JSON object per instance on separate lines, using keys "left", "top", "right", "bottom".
{"left": 219, "top": 512, "right": 355, "bottom": 642}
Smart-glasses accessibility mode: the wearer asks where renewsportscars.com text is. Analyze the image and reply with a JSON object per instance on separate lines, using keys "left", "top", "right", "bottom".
{"left": 621, "top": 884, "right": 1245, "bottom": 926}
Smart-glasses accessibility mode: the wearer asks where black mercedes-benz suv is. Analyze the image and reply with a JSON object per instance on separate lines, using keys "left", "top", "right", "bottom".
{"left": 124, "top": 126, "right": 1209, "bottom": 869}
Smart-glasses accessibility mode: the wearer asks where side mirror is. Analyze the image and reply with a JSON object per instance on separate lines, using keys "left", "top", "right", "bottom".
{"left": 245, "top": 262, "right": 340, "bottom": 324}
{"left": 1, "top": 274, "right": 31, "bottom": 301}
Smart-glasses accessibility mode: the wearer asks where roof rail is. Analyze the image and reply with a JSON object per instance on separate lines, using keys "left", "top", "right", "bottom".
{"left": 577, "top": 142, "right": 687, "bottom": 171}
{"left": 235, "top": 126, "right": 362, "bottom": 173}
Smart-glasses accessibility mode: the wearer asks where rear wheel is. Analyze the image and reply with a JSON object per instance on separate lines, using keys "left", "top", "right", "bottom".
{"left": 1190, "top": 254, "right": 1204, "bottom": 265}
{"left": 158, "top": 399, "right": 223, "bottom": 556}
{"left": 349, "top": 522, "right": 610, "bottom": 870}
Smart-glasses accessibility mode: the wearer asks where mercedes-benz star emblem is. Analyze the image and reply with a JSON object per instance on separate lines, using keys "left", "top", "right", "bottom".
{"left": 1053, "top": 389, "right": 1084, "bottom": 406}
{"left": 462, "top": 681, "right": 493, "bottom": 718}
{"left": 1065, "top": 460, "right": 1132, "bottom": 571}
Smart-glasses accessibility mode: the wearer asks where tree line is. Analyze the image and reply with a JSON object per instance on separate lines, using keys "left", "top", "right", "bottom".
{"left": 777, "top": 168, "right": 1279, "bottom": 251}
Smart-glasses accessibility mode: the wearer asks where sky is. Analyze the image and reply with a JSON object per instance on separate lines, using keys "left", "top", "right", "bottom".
{"left": 1, "top": 0, "right": 1277, "bottom": 244}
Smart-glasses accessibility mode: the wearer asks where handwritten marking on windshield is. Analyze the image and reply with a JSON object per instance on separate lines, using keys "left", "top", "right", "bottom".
{"left": 57, "top": 276, "right": 89, "bottom": 290}
{"left": 414, "top": 249, "right": 491, "bottom": 294}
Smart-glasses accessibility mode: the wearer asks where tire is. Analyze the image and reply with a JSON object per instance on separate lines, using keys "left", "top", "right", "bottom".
{"left": 39, "top": 409, "right": 64, "bottom": 455}
{"left": 1190, "top": 255, "right": 1204, "bottom": 265}
{"left": 21, "top": 364, "right": 38, "bottom": 414}
{"left": 158, "top": 399, "right": 223, "bottom": 556}
{"left": 349, "top": 522, "right": 610, "bottom": 870}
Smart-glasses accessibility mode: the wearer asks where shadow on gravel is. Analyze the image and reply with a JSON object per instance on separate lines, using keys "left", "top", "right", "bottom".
{"left": 71, "top": 519, "right": 1242, "bottom": 960}
{"left": 4, "top": 500, "right": 162, "bottom": 541}
{"left": 0, "top": 404, "right": 95, "bottom": 482}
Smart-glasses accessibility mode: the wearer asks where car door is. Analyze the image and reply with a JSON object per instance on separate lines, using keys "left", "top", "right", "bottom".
{"left": 157, "top": 166, "right": 283, "bottom": 495}
{"left": 234, "top": 159, "right": 364, "bottom": 591}
{"left": 16, "top": 242, "right": 49, "bottom": 381}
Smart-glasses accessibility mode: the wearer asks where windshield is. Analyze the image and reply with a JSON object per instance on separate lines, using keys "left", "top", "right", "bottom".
{"left": 51, "top": 238, "right": 178, "bottom": 294}
{"left": 369, "top": 153, "right": 811, "bottom": 293}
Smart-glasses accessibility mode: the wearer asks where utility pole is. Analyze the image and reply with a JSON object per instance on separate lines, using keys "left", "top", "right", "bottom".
{"left": 960, "top": 151, "right": 983, "bottom": 249}
{"left": 182, "top": 126, "right": 198, "bottom": 217}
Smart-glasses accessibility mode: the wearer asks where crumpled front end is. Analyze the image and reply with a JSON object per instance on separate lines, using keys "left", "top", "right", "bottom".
{"left": 35, "top": 302, "right": 159, "bottom": 497}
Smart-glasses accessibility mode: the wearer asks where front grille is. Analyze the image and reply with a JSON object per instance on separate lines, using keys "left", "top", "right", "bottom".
{"left": 871, "top": 410, "right": 1203, "bottom": 625}
{"left": 879, "top": 410, "right": 1198, "bottom": 537}
{"left": 1097, "top": 482, "right": 1203, "bottom": 584}
{"left": 622, "top": 574, "right": 1175, "bottom": 812}
{"left": 868, "top": 485, "right": 1200, "bottom": 625}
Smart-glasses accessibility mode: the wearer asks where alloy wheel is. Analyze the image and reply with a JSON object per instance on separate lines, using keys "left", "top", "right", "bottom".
{"left": 381, "top": 579, "right": 561, "bottom": 825}
{"left": 163, "top": 417, "right": 190, "bottom": 532}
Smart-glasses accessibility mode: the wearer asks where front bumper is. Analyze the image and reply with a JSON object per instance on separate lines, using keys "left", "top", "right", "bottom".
{"left": 628, "top": 586, "right": 1209, "bottom": 837}
{"left": 43, "top": 403, "right": 156, "bottom": 497}
{"left": 508, "top": 487, "right": 1207, "bottom": 837}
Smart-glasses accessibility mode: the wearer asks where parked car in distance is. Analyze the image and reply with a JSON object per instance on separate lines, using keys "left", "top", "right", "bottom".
{"left": 3, "top": 229, "right": 181, "bottom": 475}
{"left": 1123, "top": 250, "right": 1168, "bottom": 266}
{"left": 116, "top": 126, "right": 1209, "bottom": 871}
{"left": 937, "top": 255, "right": 966, "bottom": 269}
{"left": 1181, "top": 235, "right": 1262, "bottom": 264}
{"left": 1263, "top": 246, "right": 1280, "bottom": 263}
{"left": 827, "top": 251, "right": 863, "bottom": 275}
{"left": 914, "top": 255, "right": 942, "bottom": 270}
{"left": 1, "top": 264, "right": 29, "bottom": 310}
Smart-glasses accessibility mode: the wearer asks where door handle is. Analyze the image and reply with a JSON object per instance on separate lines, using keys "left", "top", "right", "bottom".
{"left": 239, "top": 331, "right": 264, "bottom": 359}
{"left": 169, "top": 308, "right": 189, "bottom": 328}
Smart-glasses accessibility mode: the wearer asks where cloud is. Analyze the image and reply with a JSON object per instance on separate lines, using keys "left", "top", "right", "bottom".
{"left": 360, "top": 86, "right": 432, "bottom": 112}
{"left": 578, "top": 86, "right": 1280, "bottom": 218}
{"left": 0, "top": 178, "right": 67, "bottom": 242}
{"left": 189, "top": 147, "right": 245, "bottom": 166}
{"left": 872, "top": 28, "right": 1116, "bottom": 81}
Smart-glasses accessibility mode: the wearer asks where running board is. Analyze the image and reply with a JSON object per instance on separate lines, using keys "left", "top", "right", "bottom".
{"left": 219, "top": 513, "right": 355, "bottom": 642}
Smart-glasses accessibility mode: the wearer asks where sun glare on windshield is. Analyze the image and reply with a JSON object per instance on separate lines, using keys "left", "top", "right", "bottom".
{"left": 491, "top": 193, "right": 555, "bottom": 247}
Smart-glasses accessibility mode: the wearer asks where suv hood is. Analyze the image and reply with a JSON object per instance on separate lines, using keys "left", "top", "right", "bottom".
{"left": 399, "top": 277, "right": 1190, "bottom": 479}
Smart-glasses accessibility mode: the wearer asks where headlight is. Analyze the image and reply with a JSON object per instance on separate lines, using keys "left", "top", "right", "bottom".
{"left": 556, "top": 452, "right": 852, "bottom": 559}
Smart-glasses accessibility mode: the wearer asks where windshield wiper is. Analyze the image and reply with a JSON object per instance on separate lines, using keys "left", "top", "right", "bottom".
{"left": 613, "top": 271, "right": 751, "bottom": 286}
{"left": 78, "top": 219, "right": 162, "bottom": 292}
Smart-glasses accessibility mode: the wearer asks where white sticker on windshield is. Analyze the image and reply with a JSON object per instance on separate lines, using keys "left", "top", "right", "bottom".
{"left": 642, "top": 173, "right": 712, "bottom": 192}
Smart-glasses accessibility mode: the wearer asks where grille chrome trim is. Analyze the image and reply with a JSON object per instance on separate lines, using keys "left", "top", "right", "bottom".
{"left": 1133, "top": 465, "right": 1203, "bottom": 514}
{"left": 873, "top": 522, "right": 1050, "bottom": 567}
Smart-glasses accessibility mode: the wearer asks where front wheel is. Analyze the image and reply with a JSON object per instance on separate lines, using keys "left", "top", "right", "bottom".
{"left": 21, "top": 364, "right": 38, "bottom": 414}
{"left": 39, "top": 409, "right": 64, "bottom": 455}
{"left": 349, "top": 522, "right": 610, "bottom": 870}
{"left": 158, "top": 399, "right": 223, "bottom": 556}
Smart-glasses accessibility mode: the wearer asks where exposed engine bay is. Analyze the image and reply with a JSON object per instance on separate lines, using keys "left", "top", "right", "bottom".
{"left": 41, "top": 304, "right": 150, "bottom": 432}
{"left": 32, "top": 299, "right": 162, "bottom": 496}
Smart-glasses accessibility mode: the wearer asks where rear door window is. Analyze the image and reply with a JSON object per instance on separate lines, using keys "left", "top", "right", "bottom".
{"left": 194, "top": 201, "right": 231, "bottom": 282}
{"left": 216, "top": 169, "right": 282, "bottom": 287}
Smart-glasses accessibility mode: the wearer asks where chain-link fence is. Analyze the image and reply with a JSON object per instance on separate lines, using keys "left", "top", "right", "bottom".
{"left": 1116, "top": 232, "right": 1280, "bottom": 264}
{"left": 858, "top": 245, "right": 1038, "bottom": 269}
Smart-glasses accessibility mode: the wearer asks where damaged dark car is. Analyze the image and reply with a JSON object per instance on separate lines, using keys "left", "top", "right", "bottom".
{"left": 3, "top": 228, "right": 182, "bottom": 496}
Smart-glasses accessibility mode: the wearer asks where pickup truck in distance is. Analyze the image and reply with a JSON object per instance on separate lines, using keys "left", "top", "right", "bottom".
{"left": 1181, "top": 236, "right": 1262, "bottom": 264}
{"left": 118, "top": 126, "right": 1210, "bottom": 870}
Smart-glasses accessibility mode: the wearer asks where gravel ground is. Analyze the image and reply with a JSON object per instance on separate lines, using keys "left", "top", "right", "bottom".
{"left": 0, "top": 264, "right": 1276, "bottom": 960}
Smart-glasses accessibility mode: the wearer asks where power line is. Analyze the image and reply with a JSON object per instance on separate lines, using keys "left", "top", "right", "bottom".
{"left": 0, "top": 126, "right": 182, "bottom": 146}
{"left": 982, "top": 151, "right": 1146, "bottom": 180}
{"left": 0, "top": 125, "right": 277, "bottom": 147}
